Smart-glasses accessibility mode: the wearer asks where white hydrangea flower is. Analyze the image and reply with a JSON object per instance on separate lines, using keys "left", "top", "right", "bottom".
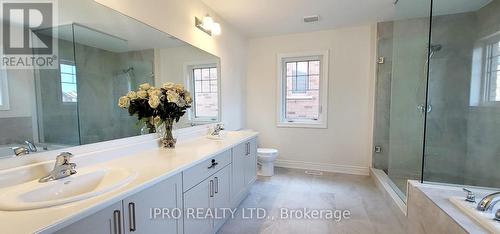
{"left": 148, "top": 88, "right": 162, "bottom": 98}
{"left": 127, "top": 91, "right": 137, "bottom": 99}
{"left": 148, "top": 95, "right": 160, "bottom": 108}
{"left": 184, "top": 91, "right": 192, "bottom": 104}
{"left": 137, "top": 90, "right": 148, "bottom": 99}
{"left": 174, "top": 83, "right": 184, "bottom": 91}
{"left": 166, "top": 90, "right": 180, "bottom": 104}
{"left": 118, "top": 96, "right": 130, "bottom": 108}
{"left": 162, "top": 82, "right": 175, "bottom": 90}
{"left": 139, "top": 83, "right": 151, "bottom": 91}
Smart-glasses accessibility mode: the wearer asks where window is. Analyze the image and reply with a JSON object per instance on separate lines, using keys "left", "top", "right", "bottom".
{"left": 60, "top": 63, "right": 77, "bottom": 103}
{"left": 0, "top": 69, "right": 9, "bottom": 110}
{"left": 277, "top": 51, "right": 329, "bottom": 128}
{"left": 189, "top": 64, "right": 219, "bottom": 122}
{"left": 485, "top": 40, "right": 500, "bottom": 102}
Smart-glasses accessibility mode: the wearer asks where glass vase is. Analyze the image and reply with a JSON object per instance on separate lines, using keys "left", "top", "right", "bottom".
{"left": 157, "top": 118, "right": 176, "bottom": 148}
{"left": 140, "top": 118, "right": 156, "bottom": 135}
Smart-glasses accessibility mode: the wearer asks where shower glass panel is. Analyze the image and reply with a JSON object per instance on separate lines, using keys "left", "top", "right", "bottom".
{"left": 34, "top": 25, "right": 80, "bottom": 146}
{"left": 72, "top": 24, "right": 154, "bottom": 144}
{"left": 424, "top": 0, "right": 500, "bottom": 188}
{"left": 34, "top": 24, "right": 155, "bottom": 146}
{"left": 373, "top": 0, "right": 431, "bottom": 199}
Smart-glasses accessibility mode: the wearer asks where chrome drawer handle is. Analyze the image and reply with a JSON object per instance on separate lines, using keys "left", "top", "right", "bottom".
{"left": 113, "top": 210, "right": 122, "bottom": 234}
{"left": 214, "top": 177, "right": 219, "bottom": 194}
{"left": 209, "top": 180, "right": 214, "bottom": 197}
{"left": 128, "top": 202, "right": 136, "bottom": 232}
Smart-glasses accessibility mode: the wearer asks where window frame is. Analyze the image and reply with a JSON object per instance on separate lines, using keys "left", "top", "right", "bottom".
{"left": 59, "top": 61, "right": 78, "bottom": 104}
{"left": 276, "top": 50, "right": 329, "bottom": 128}
{"left": 0, "top": 69, "right": 10, "bottom": 111}
{"left": 185, "top": 61, "right": 221, "bottom": 124}
{"left": 482, "top": 36, "right": 500, "bottom": 105}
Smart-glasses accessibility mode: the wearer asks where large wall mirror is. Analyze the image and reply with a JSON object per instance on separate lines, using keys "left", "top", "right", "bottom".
{"left": 0, "top": 0, "right": 220, "bottom": 158}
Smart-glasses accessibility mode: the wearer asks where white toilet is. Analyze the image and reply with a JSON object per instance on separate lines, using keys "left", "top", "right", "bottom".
{"left": 257, "top": 148, "right": 278, "bottom": 176}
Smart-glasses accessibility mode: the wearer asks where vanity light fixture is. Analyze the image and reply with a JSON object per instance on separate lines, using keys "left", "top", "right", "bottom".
{"left": 195, "top": 15, "right": 221, "bottom": 36}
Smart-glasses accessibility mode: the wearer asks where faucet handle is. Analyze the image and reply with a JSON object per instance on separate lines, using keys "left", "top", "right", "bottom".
{"left": 495, "top": 209, "right": 500, "bottom": 221}
{"left": 463, "top": 188, "right": 476, "bottom": 203}
{"left": 56, "top": 152, "right": 74, "bottom": 165}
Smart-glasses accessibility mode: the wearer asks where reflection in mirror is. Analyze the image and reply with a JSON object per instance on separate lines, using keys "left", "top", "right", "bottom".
{"left": 0, "top": 0, "right": 220, "bottom": 158}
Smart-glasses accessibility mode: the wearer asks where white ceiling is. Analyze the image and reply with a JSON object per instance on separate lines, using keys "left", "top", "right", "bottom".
{"left": 201, "top": 0, "right": 492, "bottom": 38}
{"left": 55, "top": 0, "right": 186, "bottom": 52}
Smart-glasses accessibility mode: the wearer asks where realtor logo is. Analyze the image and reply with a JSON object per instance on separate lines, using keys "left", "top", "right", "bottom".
{"left": 0, "top": 1, "right": 57, "bottom": 69}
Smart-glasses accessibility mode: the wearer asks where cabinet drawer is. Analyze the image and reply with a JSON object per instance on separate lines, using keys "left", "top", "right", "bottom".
{"left": 183, "top": 150, "right": 231, "bottom": 192}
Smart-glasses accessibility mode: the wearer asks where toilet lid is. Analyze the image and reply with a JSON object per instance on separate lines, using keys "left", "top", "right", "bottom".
{"left": 258, "top": 148, "right": 278, "bottom": 154}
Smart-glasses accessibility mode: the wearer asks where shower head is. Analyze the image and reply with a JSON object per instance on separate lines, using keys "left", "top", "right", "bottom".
{"left": 123, "top": 67, "right": 134, "bottom": 74}
{"left": 430, "top": 44, "right": 442, "bottom": 52}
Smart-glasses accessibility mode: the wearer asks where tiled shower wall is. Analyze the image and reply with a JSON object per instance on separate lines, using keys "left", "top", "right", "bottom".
{"left": 374, "top": 0, "right": 500, "bottom": 189}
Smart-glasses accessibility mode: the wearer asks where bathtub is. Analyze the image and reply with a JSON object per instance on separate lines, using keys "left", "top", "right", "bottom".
{"left": 0, "top": 143, "right": 71, "bottom": 158}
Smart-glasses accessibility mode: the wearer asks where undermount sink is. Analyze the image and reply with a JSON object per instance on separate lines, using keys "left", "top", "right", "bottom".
{"left": 0, "top": 167, "right": 137, "bottom": 211}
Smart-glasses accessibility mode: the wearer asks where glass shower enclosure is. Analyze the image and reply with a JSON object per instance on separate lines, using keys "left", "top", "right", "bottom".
{"left": 373, "top": 0, "right": 500, "bottom": 199}
{"left": 33, "top": 24, "right": 155, "bottom": 146}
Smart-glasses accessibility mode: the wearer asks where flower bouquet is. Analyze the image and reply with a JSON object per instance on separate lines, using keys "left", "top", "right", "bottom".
{"left": 118, "top": 82, "right": 192, "bottom": 148}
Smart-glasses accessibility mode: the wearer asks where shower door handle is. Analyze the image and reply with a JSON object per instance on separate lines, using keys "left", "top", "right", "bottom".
{"left": 417, "top": 104, "right": 432, "bottom": 114}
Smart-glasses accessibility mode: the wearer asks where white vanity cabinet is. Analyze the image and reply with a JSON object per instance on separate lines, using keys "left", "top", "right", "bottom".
{"left": 122, "top": 174, "right": 183, "bottom": 234}
{"left": 231, "top": 138, "right": 257, "bottom": 205}
{"left": 56, "top": 174, "right": 183, "bottom": 234}
{"left": 54, "top": 136, "right": 258, "bottom": 234}
{"left": 55, "top": 201, "right": 123, "bottom": 234}
{"left": 183, "top": 150, "right": 232, "bottom": 234}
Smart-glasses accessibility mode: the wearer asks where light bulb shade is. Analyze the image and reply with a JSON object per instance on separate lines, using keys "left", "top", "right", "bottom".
{"left": 201, "top": 16, "right": 214, "bottom": 30}
{"left": 211, "top": 22, "right": 221, "bottom": 36}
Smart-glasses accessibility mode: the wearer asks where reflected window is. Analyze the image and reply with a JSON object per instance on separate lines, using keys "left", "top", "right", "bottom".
{"left": 60, "top": 63, "right": 77, "bottom": 103}
{"left": 0, "top": 69, "right": 9, "bottom": 110}
{"left": 486, "top": 41, "right": 500, "bottom": 102}
{"left": 190, "top": 65, "right": 218, "bottom": 121}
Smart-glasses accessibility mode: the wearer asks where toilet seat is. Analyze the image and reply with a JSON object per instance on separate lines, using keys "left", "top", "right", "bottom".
{"left": 257, "top": 148, "right": 278, "bottom": 155}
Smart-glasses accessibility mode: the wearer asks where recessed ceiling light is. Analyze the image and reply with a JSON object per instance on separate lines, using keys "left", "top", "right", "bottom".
{"left": 303, "top": 15, "right": 320, "bottom": 23}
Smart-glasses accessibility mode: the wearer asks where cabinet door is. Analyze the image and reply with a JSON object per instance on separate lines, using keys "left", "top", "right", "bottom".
{"left": 183, "top": 178, "right": 213, "bottom": 234}
{"left": 244, "top": 138, "right": 257, "bottom": 186}
{"left": 213, "top": 165, "right": 231, "bottom": 231}
{"left": 231, "top": 143, "right": 246, "bottom": 204}
{"left": 123, "top": 174, "right": 183, "bottom": 234}
{"left": 55, "top": 201, "right": 123, "bottom": 234}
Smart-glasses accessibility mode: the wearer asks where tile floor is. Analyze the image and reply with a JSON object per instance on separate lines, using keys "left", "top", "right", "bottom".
{"left": 218, "top": 167, "right": 407, "bottom": 234}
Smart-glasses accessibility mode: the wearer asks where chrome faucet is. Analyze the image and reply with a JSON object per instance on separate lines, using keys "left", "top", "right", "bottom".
{"left": 11, "top": 140, "right": 38, "bottom": 156}
{"left": 24, "top": 140, "right": 37, "bottom": 152}
{"left": 210, "top": 123, "right": 224, "bottom": 137}
{"left": 12, "top": 146, "right": 30, "bottom": 156}
{"left": 477, "top": 191, "right": 500, "bottom": 212}
{"left": 39, "top": 152, "right": 77, "bottom": 183}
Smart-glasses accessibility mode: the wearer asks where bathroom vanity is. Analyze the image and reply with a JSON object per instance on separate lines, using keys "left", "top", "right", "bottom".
{"left": 0, "top": 130, "right": 258, "bottom": 234}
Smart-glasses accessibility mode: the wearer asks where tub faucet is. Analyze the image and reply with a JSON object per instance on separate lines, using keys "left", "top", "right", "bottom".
{"left": 477, "top": 191, "right": 500, "bottom": 212}
{"left": 39, "top": 152, "right": 77, "bottom": 183}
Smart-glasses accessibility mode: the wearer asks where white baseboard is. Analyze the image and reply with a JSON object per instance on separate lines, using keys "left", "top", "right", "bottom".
{"left": 274, "top": 159, "right": 369, "bottom": 176}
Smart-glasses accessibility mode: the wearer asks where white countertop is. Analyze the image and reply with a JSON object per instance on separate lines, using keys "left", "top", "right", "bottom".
{"left": 0, "top": 130, "right": 258, "bottom": 234}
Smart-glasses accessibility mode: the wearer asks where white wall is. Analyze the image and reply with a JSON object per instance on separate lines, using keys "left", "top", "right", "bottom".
{"left": 95, "top": 0, "right": 247, "bottom": 130}
{"left": 246, "top": 25, "right": 377, "bottom": 175}
{"left": 155, "top": 45, "right": 219, "bottom": 128}
{"left": 0, "top": 69, "right": 35, "bottom": 118}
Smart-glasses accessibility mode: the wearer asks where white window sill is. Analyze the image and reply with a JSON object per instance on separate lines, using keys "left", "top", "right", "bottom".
{"left": 286, "top": 95, "right": 313, "bottom": 100}
{"left": 277, "top": 121, "right": 327, "bottom": 129}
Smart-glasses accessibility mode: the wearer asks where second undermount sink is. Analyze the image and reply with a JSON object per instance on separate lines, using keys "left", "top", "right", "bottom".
{"left": 0, "top": 167, "right": 137, "bottom": 211}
